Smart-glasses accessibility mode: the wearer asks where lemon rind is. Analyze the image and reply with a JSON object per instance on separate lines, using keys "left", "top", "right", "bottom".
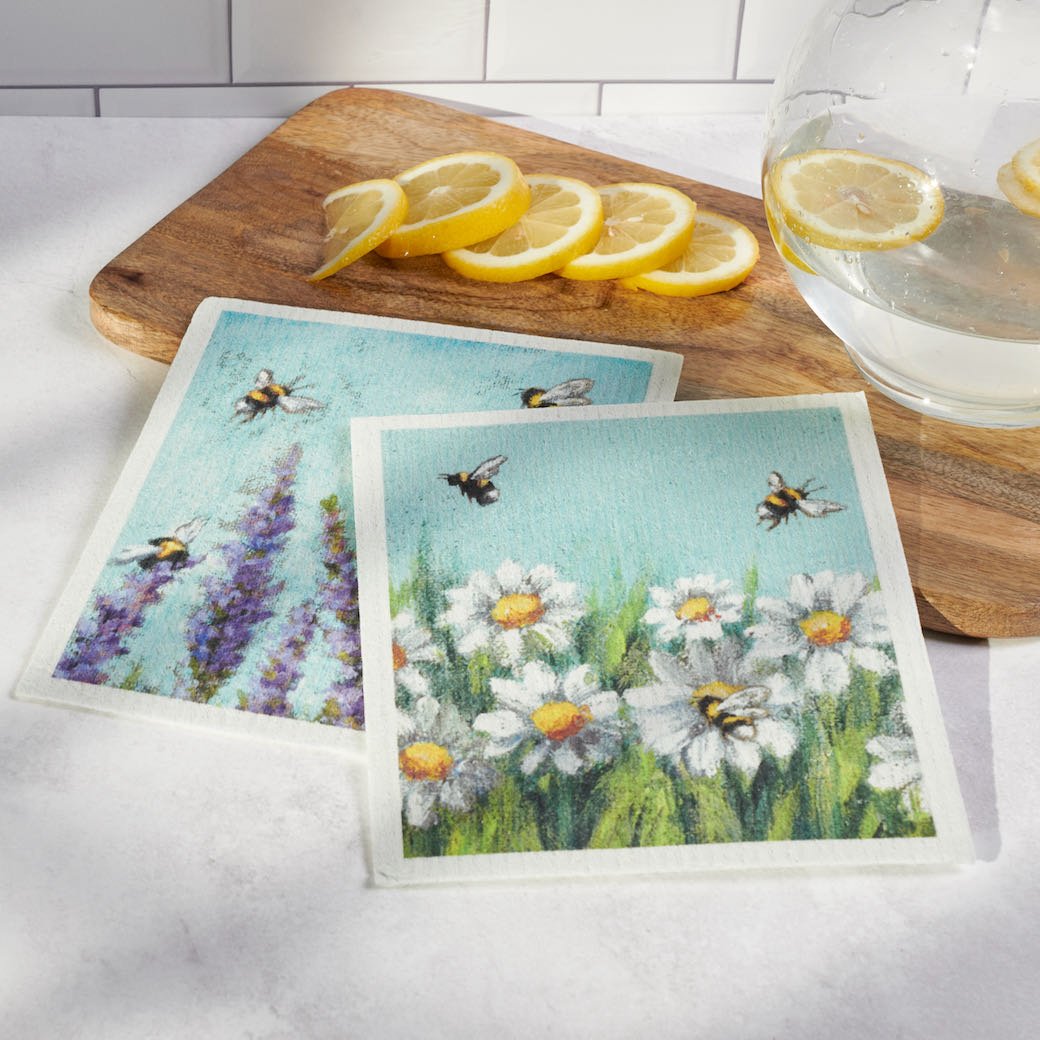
{"left": 308, "top": 179, "right": 409, "bottom": 282}
{"left": 441, "top": 174, "right": 605, "bottom": 283}
{"left": 376, "top": 151, "right": 532, "bottom": 258}
{"left": 619, "top": 211, "right": 760, "bottom": 297}
{"left": 557, "top": 183, "right": 697, "bottom": 281}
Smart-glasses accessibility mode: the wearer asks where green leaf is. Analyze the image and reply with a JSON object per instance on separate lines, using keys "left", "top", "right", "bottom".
{"left": 588, "top": 746, "right": 684, "bottom": 849}
{"left": 683, "top": 772, "right": 744, "bottom": 845}
{"left": 742, "top": 560, "right": 759, "bottom": 627}
{"left": 857, "top": 801, "right": 883, "bottom": 839}
{"left": 444, "top": 777, "right": 543, "bottom": 855}
{"left": 767, "top": 787, "right": 800, "bottom": 841}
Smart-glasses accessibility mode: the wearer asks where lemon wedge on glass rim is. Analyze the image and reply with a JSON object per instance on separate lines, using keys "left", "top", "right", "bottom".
{"left": 376, "top": 150, "right": 531, "bottom": 258}
{"left": 556, "top": 182, "right": 697, "bottom": 280}
{"left": 770, "top": 148, "right": 945, "bottom": 251}
{"left": 619, "top": 210, "right": 760, "bottom": 297}
{"left": 308, "top": 178, "right": 408, "bottom": 282}
{"left": 441, "top": 174, "right": 604, "bottom": 282}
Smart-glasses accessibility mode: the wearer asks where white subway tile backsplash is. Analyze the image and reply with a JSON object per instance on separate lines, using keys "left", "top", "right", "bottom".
{"left": 0, "top": 0, "right": 228, "bottom": 86}
{"left": 232, "top": 0, "right": 485, "bottom": 83}
{"left": 0, "top": 0, "right": 839, "bottom": 119}
{"left": 602, "top": 82, "right": 775, "bottom": 115}
{"left": 99, "top": 85, "right": 332, "bottom": 118}
{"left": 372, "top": 83, "right": 601, "bottom": 117}
{"left": 487, "top": 0, "right": 740, "bottom": 81}
{"left": 737, "top": 0, "right": 829, "bottom": 81}
{"left": 0, "top": 89, "right": 96, "bottom": 117}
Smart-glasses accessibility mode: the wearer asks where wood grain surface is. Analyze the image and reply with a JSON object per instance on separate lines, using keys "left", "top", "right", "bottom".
{"left": 88, "top": 88, "right": 1040, "bottom": 638}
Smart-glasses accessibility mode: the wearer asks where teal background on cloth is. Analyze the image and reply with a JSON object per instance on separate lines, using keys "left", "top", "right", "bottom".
{"left": 63, "top": 308, "right": 659, "bottom": 706}
{"left": 380, "top": 407, "right": 877, "bottom": 601}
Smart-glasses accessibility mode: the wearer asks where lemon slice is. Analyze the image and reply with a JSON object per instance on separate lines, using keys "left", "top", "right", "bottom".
{"left": 997, "top": 162, "right": 1040, "bottom": 218}
{"left": 375, "top": 151, "right": 531, "bottom": 258}
{"left": 441, "top": 174, "right": 604, "bottom": 283}
{"left": 762, "top": 172, "right": 816, "bottom": 274}
{"left": 618, "top": 210, "right": 760, "bottom": 297}
{"left": 556, "top": 182, "right": 697, "bottom": 280}
{"left": 771, "top": 149, "right": 944, "bottom": 251}
{"left": 308, "top": 178, "right": 408, "bottom": 282}
{"left": 1011, "top": 138, "right": 1040, "bottom": 198}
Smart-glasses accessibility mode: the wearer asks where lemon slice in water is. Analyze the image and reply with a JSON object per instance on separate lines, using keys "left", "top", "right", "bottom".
{"left": 771, "top": 148, "right": 944, "bottom": 251}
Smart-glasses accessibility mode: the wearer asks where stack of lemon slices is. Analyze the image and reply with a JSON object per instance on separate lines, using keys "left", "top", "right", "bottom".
{"left": 997, "top": 138, "right": 1040, "bottom": 219}
{"left": 308, "top": 149, "right": 759, "bottom": 297}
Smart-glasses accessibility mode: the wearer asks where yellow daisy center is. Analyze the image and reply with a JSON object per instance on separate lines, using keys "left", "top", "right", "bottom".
{"left": 398, "top": 741, "right": 454, "bottom": 782}
{"left": 799, "top": 610, "right": 852, "bottom": 647}
{"left": 491, "top": 592, "right": 546, "bottom": 630}
{"left": 530, "top": 700, "right": 593, "bottom": 741}
{"left": 391, "top": 641, "right": 407, "bottom": 671}
{"left": 675, "top": 595, "right": 718, "bottom": 623}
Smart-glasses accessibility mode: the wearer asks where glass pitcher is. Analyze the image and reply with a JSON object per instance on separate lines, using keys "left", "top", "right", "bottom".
{"left": 763, "top": 0, "right": 1040, "bottom": 427}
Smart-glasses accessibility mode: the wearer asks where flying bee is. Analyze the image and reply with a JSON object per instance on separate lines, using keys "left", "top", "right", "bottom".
{"left": 439, "top": 455, "right": 507, "bottom": 506}
{"left": 756, "top": 471, "right": 845, "bottom": 530}
{"left": 233, "top": 369, "right": 325, "bottom": 422}
{"left": 520, "top": 378, "right": 594, "bottom": 409}
{"left": 113, "top": 517, "right": 206, "bottom": 570}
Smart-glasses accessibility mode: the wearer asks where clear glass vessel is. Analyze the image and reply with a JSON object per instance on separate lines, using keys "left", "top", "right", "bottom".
{"left": 763, "top": 0, "right": 1040, "bottom": 428}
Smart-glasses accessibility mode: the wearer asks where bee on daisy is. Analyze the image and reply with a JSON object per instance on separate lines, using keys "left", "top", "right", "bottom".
{"left": 624, "top": 637, "right": 798, "bottom": 779}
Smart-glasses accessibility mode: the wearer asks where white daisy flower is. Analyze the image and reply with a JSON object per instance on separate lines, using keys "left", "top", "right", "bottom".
{"left": 624, "top": 640, "right": 798, "bottom": 778}
{"left": 390, "top": 610, "right": 443, "bottom": 697}
{"left": 440, "top": 560, "right": 582, "bottom": 667}
{"left": 397, "top": 695, "right": 498, "bottom": 829}
{"left": 474, "top": 661, "right": 621, "bottom": 776}
{"left": 748, "top": 570, "right": 894, "bottom": 694}
{"left": 643, "top": 575, "right": 744, "bottom": 648}
{"left": 866, "top": 706, "right": 928, "bottom": 812}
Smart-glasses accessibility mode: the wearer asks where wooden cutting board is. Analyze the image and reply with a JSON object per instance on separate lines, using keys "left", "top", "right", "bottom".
{"left": 89, "top": 88, "right": 1039, "bottom": 639}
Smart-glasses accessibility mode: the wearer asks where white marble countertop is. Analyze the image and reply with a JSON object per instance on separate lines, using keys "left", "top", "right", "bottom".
{"left": 1, "top": 110, "right": 1038, "bottom": 1040}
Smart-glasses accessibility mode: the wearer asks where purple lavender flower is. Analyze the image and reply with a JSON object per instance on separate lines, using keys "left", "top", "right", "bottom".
{"left": 243, "top": 601, "right": 318, "bottom": 717}
{"left": 315, "top": 494, "right": 364, "bottom": 728}
{"left": 55, "top": 563, "right": 182, "bottom": 685}
{"left": 184, "top": 444, "right": 301, "bottom": 704}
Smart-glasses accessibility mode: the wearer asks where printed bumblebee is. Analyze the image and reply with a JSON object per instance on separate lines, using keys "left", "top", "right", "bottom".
{"left": 440, "top": 455, "right": 507, "bottom": 506}
{"left": 653, "top": 652, "right": 769, "bottom": 740}
{"left": 233, "top": 369, "right": 325, "bottom": 422}
{"left": 113, "top": 517, "right": 206, "bottom": 570}
{"left": 520, "top": 378, "right": 594, "bottom": 409}
{"left": 756, "top": 471, "right": 845, "bottom": 530}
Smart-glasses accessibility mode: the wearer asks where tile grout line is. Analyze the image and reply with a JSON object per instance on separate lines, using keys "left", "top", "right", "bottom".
{"left": 482, "top": 0, "right": 490, "bottom": 80}
{"left": 227, "top": 0, "right": 235, "bottom": 84}
{"left": 1, "top": 79, "right": 775, "bottom": 91}
{"left": 93, "top": 87, "right": 100, "bottom": 117}
{"left": 732, "top": 0, "right": 747, "bottom": 80}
